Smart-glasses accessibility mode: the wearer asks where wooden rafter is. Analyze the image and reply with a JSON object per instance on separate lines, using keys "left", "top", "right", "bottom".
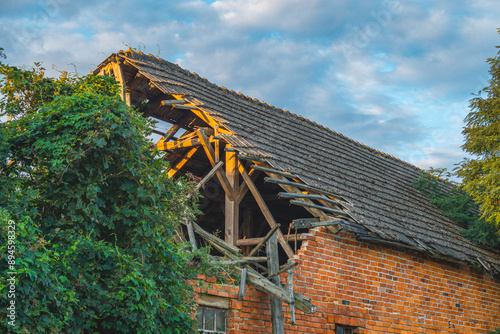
{"left": 166, "top": 147, "right": 198, "bottom": 178}
{"left": 235, "top": 168, "right": 259, "bottom": 204}
{"left": 264, "top": 177, "right": 350, "bottom": 204}
{"left": 196, "top": 129, "right": 234, "bottom": 201}
{"left": 172, "top": 94, "right": 231, "bottom": 134}
{"left": 158, "top": 113, "right": 190, "bottom": 142}
{"left": 155, "top": 137, "right": 201, "bottom": 151}
{"left": 235, "top": 234, "right": 308, "bottom": 247}
{"left": 260, "top": 167, "right": 330, "bottom": 221}
{"left": 238, "top": 164, "right": 295, "bottom": 258}
{"left": 196, "top": 161, "right": 224, "bottom": 190}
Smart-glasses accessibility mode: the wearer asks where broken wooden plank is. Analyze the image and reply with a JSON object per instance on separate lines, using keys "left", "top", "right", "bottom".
{"left": 292, "top": 219, "right": 343, "bottom": 230}
{"left": 239, "top": 164, "right": 295, "bottom": 258}
{"left": 238, "top": 153, "right": 268, "bottom": 164}
{"left": 264, "top": 177, "right": 350, "bottom": 203}
{"left": 197, "top": 129, "right": 235, "bottom": 200}
{"left": 172, "top": 104, "right": 197, "bottom": 110}
{"left": 267, "top": 261, "right": 298, "bottom": 280}
{"left": 167, "top": 147, "right": 198, "bottom": 178}
{"left": 235, "top": 233, "right": 308, "bottom": 246}
{"left": 289, "top": 199, "right": 353, "bottom": 220}
{"left": 278, "top": 192, "right": 347, "bottom": 210}
{"left": 162, "top": 99, "right": 185, "bottom": 105}
{"left": 295, "top": 293, "right": 316, "bottom": 314}
{"left": 233, "top": 266, "right": 317, "bottom": 314}
{"left": 196, "top": 161, "right": 224, "bottom": 190}
{"left": 191, "top": 221, "right": 241, "bottom": 255}
{"left": 248, "top": 224, "right": 281, "bottom": 257}
{"left": 250, "top": 164, "right": 299, "bottom": 179}
{"left": 238, "top": 268, "right": 247, "bottom": 301}
{"left": 233, "top": 266, "right": 291, "bottom": 303}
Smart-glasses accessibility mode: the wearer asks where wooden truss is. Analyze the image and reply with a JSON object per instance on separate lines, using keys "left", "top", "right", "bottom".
{"left": 100, "top": 59, "right": 363, "bottom": 334}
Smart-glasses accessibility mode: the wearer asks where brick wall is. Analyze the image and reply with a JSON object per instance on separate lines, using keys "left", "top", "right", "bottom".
{"left": 196, "top": 227, "right": 500, "bottom": 333}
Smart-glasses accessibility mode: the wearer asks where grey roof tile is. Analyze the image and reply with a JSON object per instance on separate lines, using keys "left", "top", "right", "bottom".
{"left": 107, "top": 50, "right": 500, "bottom": 271}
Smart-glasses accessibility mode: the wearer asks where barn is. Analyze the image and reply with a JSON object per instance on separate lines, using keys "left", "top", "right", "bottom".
{"left": 95, "top": 49, "right": 500, "bottom": 333}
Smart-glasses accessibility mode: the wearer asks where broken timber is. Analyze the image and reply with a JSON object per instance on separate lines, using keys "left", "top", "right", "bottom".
{"left": 264, "top": 177, "right": 350, "bottom": 203}
{"left": 189, "top": 220, "right": 316, "bottom": 314}
{"left": 239, "top": 164, "right": 295, "bottom": 258}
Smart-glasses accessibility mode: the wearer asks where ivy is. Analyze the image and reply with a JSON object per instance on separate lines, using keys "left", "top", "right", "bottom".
{"left": 413, "top": 168, "right": 500, "bottom": 249}
{"left": 0, "top": 63, "right": 212, "bottom": 333}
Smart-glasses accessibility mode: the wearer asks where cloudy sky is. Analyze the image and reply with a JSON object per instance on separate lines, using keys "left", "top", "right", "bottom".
{"left": 1, "top": 0, "right": 499, "bottom": 174}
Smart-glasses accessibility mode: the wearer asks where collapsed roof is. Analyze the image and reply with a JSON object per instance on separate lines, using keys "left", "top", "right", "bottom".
{"left": 95, "top": 49, "right": 500, "bottom": 276}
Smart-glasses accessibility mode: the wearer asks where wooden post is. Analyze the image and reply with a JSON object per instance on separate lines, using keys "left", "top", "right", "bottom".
{"left": 238, "top": 268, "right": 247, "bottom": 301}
{"left": 225, "top": 147, "right": 239, "bottom": 245}
{"left": 267, "top": 233, "right": 284, "bottom": 334}
{"left": 288, "top": 260, "right": 296, "bottom": 325}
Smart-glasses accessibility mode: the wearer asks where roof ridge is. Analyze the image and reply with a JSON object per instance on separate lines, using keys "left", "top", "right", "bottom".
{"left": 119, "top": 49, "right": 426, "bottom": 176}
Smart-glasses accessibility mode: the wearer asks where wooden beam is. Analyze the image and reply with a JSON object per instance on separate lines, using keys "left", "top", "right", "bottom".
{"left": 238, "top": 153, "right": 268, "bottom": 164}
{"left": 278, "top": 192, "right": 347, "bottom": 211}
{"left": 235, "top": 233, "right": 308, "bottom": 246}
{"left": 225, "top": 147, "right": 239, "bottom": 245}
{"left": 235, "top": 169, "right": 259, "bottom": 204}
{"left": 233, "top": 266, "right": 291, "bottom": 304}
{"left": 267, "top": 261, "right": 298, "bottom": 280}
{"left": 238, "top": 164, "right": 295, "bottom": 258}
{"left": 264, "top": 177, "right": 350, "bottom": 204}
{"left": 161, "top": 99, "right": 185, "bottom": 105}
{"left": 250, "top": 164, "right": 299, "bottom": 180}
{"left": 112, "top": 62, "right": 130, "bottom": 106}
{"left": 232, "top": 266, "right": 317, "bottom": 314}
{"left": 259, "top": 169, "right": 330, "bottom": 222}
{"left": 167, "top": 147, "right": 198, "bottom": 178}
{"left": 292, "top": 219, "right": 344, "bottom": 230}
{"left": 267, "top": 233, "right": 284, "bottom": 334}
{"left": 172, "top": 94, "right": 231, "bottom": 134}
{"left": 190, "top": 221, "right": 241, "bottom": 255}
{"left": 197, "top": 129, "right": 234, "bottom": 201}
{"left": 159, "top": 121, "right": 185, "bottom": 143}
{"left": 289, "top": 200, "right": 354, "bottom": 221}
{"left": 248, "top": 224, "right": 281, "bottom": 257}
{"left": 196, "top": 161, "right": 224, "bottom": 190}
{"left": 155, "top": 137, "right": 201, "bottom": 151}
{"left": 238, "top": 268, "right": 247, "bottom": 301}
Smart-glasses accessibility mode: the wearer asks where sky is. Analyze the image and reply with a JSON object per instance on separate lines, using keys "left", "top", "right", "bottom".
{"left": 1, "top": 0, "right": 499, "bottom": 175}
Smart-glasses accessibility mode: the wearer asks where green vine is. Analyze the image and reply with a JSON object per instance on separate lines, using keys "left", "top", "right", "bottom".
{"left": 413, "top": 168, "right": 500, "bottom": 248}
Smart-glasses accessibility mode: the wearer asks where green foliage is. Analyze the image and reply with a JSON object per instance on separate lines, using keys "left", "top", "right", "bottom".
{"left": 490, "top": 329, "right": 500, "bottom": 334}
{"left": 413, "top": 168, "right": 500, "bottom": 248}
{"left": 457, "top": 29, "right": 500, "bottom": 226}
{"left": 0, "top": 63, "right": 209, "bottom": 333}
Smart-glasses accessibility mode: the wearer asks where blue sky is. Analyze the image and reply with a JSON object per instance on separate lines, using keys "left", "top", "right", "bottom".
{"left": 1, "top": 0, "right": 499, "bottom": 174}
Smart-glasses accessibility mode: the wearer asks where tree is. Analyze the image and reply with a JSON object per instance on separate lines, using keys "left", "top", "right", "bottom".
{"left": 457, "top": 29, "right": 500, "bottom": 227}
{"left": 413, "top": 168, "right": 500, "bottom": 248}
{"left": 0, "top": 62, "right": 210, "bottom": 333}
